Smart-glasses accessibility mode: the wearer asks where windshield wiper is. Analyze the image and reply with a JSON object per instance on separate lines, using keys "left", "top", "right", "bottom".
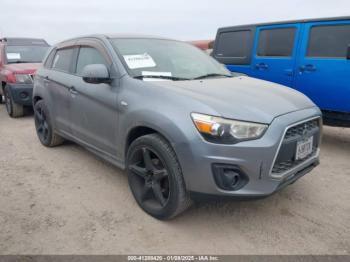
{"left": 8, "top": 60, "right": 34, "bottom": 64}
{"left": 133, "top": 75, "right": 190, "bottom": 81}
{"left": 192, "top": 73, "right": 233, "bottom": 80}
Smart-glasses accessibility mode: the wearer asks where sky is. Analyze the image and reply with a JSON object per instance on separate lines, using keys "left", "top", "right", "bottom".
{"left": 0, "top": 0, "right": 349, "bottom": 45}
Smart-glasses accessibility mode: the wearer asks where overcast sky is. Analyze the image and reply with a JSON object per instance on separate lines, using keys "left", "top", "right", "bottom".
{"left": 0, "top": 0, "right": 349, "bottom": 45}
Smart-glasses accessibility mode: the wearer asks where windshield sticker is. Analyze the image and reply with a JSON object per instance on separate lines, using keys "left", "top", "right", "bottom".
{"left": 123, "top": 53, "right": 156, "bottom": 69}
{"left": 142, "top": 71, "right": 172, "bottom": 77}
{"left": 143, "top": 78, "right": 170, "bottom": 82}
{"left": 6, "top": 53, "right": 21, "bottom": 60}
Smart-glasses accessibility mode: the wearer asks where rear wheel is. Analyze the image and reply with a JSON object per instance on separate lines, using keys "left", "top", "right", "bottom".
{"left": 4, "top": 85, "right": 24, "bottom": 118}
{"left": 34, "top": 100, "right": 64, "bottom": 147}
{"left": 127, "top": 134, "right": 192, "bottom": 220}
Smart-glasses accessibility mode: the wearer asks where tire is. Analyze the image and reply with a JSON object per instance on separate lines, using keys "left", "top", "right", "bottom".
{"left": 4, "top": 85, "right": 24, "bottom": 118}
{"left": 0, "top": 94, "right": 3, "bottom": 104}
{"left": 126, "top": 133, "right": 192, "bottom": 220}
{"left": 34, "top": 100, "right": 64, "bottom": 147}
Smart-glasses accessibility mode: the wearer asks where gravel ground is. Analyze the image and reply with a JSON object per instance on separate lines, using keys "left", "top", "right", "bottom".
{"left": 0, "top": 105, "right": 349, "bottom": 255}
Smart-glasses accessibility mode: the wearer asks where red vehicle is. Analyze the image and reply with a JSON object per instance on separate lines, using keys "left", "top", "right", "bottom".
{"left": 189, "top": 40, "right": 214, "bottom": 54}
{"left": 0, "top": 38, "right": 49, "bottom": 117}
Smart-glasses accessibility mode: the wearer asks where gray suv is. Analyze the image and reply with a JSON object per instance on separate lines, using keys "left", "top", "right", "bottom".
{"left": 33, "top": 34, "right": 322, "bottom": 219}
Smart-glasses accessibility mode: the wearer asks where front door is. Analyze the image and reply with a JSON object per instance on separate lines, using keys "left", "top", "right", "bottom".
{"left": 251, "top": 24, "right": 302, "bottom": 87}
{"left": 293, "top": 20, "right": 350, "bottom": 113}
{"left": 70, "top": 43, "right": 119, "bottom": 157}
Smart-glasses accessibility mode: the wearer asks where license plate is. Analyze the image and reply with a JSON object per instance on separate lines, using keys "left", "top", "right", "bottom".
{"left": 296, "top": 136, "right": 313, "bottom": 160}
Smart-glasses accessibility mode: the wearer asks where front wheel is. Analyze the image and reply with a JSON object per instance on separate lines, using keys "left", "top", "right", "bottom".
{"left": 126, "top": 134, "right": 192, "bottom": 220}
{"left": 34, "top": 100, "right": 64, "bottom": 147}
{"left": 4, "top": 85, "right": 24, "bottom": 117}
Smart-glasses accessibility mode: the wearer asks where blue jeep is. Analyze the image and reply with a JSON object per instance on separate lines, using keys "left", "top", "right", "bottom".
{"left": 212, "top": 17, "right": 350, "bottom": 127}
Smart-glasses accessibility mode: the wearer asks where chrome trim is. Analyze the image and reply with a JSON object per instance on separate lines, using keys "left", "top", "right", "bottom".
{"left": 269, "top": 116, "right": 321, "bottom": 180}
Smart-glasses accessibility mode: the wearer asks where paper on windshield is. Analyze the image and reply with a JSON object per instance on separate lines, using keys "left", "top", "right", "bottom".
{"left": 6, "top": 53, "right": 21, "bottom": 60}
{"left": 123, "top": 53, "right": 156, "bottom": 69}
{"left": 142, "top": 71, "right": 172, "bottom": 77}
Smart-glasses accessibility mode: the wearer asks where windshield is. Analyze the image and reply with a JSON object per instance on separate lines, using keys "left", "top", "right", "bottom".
{"left": 109, "top": 38, "right": 231, "bottom": 80}
{"left": 5, "top": 45, "right": 49, "bottom": 63}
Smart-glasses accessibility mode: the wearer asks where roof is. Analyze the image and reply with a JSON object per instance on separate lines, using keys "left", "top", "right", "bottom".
{"left": 0, "top": 37, "right": 49, "bottom": 46}
{"left": 59, "top": 33, "right": 175, "bottom": 43}
{"left": 218, "top": 16, "right": 350, "bottom": 31}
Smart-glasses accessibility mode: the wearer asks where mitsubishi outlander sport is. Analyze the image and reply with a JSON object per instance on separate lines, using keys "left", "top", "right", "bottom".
{"left": 33, "top": 35, "right": 322, "bottom": 219}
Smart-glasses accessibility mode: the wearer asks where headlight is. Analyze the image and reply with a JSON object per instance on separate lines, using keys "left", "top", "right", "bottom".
{"left": 15, "top": 74, "right": 33, "bottom": 84}
{"left": 191, "top": 113, "right": 268, "bottom": 144}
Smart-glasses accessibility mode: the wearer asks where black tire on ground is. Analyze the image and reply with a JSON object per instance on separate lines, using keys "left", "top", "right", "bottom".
{"left": 126, "top": 133, "right": 192, "bottom": 220}
{"left": 0, "top": 94, "right": 3, "bottom": 104}
{"left": 34, "top": 100, "right": 64, "bottom": 147}
{"left": 4, "top": 85, "right": 24, "bottom": 118}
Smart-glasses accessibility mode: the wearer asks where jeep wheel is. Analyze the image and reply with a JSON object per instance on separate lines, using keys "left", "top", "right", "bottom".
{"left": 126, "top": 134, "right": 192, "bottom": 220}
{"left": 34, "top": 100, "right": 64, "bottom": 147}
{"left": 4, "top": 85, "right": 24, "bottom": 118}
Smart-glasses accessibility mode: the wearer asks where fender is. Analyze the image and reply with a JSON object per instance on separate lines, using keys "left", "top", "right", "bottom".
{"left": 119, "top": 109, "right": 197, "bottom": 187}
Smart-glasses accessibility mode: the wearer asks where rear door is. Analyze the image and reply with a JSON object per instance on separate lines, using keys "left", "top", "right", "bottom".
{"left": 250, "top": 24, "right": 302, "bottom": 87}
{"left": 293, "top": 20, "right": 350, "bottom": 113}
{"left": 213, "top": 26, "right": 255, "bottom": 75}
{"left": 69, "top": 39, "right": 119, "bottom": 157}
{"left": 46, "top": 46, "right": 78, "bottom": 135}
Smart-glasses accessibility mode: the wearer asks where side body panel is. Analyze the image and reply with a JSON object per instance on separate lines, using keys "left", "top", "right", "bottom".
{"left": 293, "top": 20, "right": 350, "bottom": 113}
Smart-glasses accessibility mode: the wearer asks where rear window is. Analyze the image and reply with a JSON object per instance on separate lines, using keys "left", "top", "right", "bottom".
{"left": 215, "top": 30, "right": 251, "bottom": 58}
{"left": 257, "top": 28, "right": 296, "bottom": 57}
{"left": 307, "top": 24, "right": 350, "bottom": 58}
{"left": 52, "top": 48, "right": 75, "bottom": 73}
{"left": 43, "top": 48, "right": 56, "bottom": 68}
{"left": 5, "top": 45, "right": 49, "bottom": 63}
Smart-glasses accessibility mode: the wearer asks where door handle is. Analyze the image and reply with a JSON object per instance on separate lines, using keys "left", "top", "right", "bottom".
{"left": 69, "top": 86, "right": 78, "bottom": 95}
{"left": 284, "top": 69, "right": 293, "bottom": 76}
{"left": 299, "top": 64, "right": 317, "bottom": 72}
{"left": 255, "top": 63, "right": 268, "bottom": 70}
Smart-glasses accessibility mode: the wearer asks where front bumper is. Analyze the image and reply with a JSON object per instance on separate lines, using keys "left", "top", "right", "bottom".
{"left": 7, "top": 83, "right": 33, "bottom": 106}
{"left": 176, "top": 107, "right": 322, "bottom": 197}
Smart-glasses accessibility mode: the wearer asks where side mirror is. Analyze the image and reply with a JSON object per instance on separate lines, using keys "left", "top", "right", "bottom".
{"left": 347, "top": 45, "right": 350, "bottom": 60}
{"left": 82, "top": 64, "right": 111, "bottom": 84}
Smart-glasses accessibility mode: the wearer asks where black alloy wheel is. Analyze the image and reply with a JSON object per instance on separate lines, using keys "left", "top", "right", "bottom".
{"left": 34, "top": 100, "right": 64, "bottom": 147}
{"left": 34, "top": 104, "right": 50, "bottom": 144}
{"left": 129, "top": 146, "right": 171, "bottom": 209}
{"left": 127, "top": 134, "right": 191, "bottom": 219}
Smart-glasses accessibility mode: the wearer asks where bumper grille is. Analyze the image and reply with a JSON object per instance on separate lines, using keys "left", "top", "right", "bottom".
{"left": 272, "top": 148, "right": 318, "bottom": 174}
{"left": 271, "top": 118, "right": 321, "bottom": 177}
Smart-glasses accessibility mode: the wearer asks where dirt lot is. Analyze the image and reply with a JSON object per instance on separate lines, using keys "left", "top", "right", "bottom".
{"left": 0, "top": 105, "right": 349, "bottom": 255}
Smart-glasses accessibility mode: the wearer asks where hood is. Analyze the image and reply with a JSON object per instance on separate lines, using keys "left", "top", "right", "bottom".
{"left": 4, "top": 63, "right": 41, "bottom": 74}
{"left": 152, "top": 76, "right": 315, "bottom": 124}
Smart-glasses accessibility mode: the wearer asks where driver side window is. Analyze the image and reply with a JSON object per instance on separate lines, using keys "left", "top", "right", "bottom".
{"left": 76, "top": 47, "right": 108, "bottom": 75}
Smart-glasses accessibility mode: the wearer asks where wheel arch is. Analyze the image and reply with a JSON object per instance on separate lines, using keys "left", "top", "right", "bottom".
{"left": 33, "top": 95, "right": 43, "bottom": 106}
{"left": 125, "top": 125, "right": 172, "bottom": 159}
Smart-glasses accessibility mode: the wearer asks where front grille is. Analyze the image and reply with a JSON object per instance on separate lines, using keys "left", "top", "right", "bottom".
{"left": 284, "top": 119, "right": 319, "bottom": 140}
{"left": 271, "top": 118, "right": 320, "bottom": 177}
